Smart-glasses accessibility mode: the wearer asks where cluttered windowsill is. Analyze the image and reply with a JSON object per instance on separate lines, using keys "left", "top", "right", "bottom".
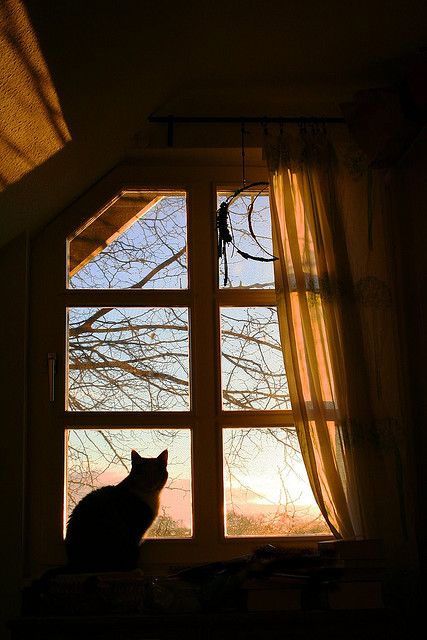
{"left": 10, "top": 541, "right": 408, "bottom": 640}
{"left": 21, "top": 540, "right": 386, "bottom": 616}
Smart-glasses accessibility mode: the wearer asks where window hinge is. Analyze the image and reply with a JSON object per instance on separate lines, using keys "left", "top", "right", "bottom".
{"left": 48, "top": 352, "right": 57, "bottom": 402}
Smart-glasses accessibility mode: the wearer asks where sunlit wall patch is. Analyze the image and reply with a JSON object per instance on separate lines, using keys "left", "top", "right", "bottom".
{"left": 0, "top": 0, "right": 71, "bottom": 190}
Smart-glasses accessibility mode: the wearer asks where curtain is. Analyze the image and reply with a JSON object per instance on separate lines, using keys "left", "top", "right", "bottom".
{"left": 265, "top": 127, "right": 411, "bottom": 548}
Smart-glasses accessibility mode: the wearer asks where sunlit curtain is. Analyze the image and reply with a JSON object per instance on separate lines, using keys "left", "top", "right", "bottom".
{"left": 265, "top": 127, "right": 410, "bottom": 545}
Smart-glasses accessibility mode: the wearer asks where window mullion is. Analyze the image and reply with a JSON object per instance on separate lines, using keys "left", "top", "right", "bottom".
{"left": 63, "top": 289, "right": 191, "bottom": 308}
{"left": 188, "top": 181, "right": 223, "bottom": 552}
{"left": 217, "top": 289, "right": 276, "bottom": 307}
{"left": 64, "top": 411, "right": 193, "bottom": 428}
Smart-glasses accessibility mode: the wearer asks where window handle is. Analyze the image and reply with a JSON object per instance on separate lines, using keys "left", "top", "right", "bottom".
{"left": 48, "top": 353, "right": 57, "bottom": 402}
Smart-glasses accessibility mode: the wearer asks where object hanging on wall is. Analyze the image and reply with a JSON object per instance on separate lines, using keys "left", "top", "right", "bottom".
{"left": 216, "top": 122, "right": 278, "bottom": 286}
{"left": 216, "top": 182, "right": 278, "bottom": 286}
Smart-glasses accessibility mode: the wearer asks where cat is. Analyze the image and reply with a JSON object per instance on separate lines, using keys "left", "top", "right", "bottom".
{"left": 65, "top": 449, "right": 168, "bottom": 573}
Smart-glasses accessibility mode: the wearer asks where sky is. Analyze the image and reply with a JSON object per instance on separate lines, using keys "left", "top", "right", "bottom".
{"left": 66, "top": 427, "right": 327, "bottom": 537}
{"left": 65, "top": 191, "right": 327, "bottom": 538}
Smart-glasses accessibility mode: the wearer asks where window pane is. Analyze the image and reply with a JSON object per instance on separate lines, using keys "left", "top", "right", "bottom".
{"left": 217, "top": 190, "right": 274, "bottom": 289}
{"left": 223, "top": 428, "right": 328, "bottom": 537}
{"left": 68, "top": 191, "right": 187, "bottom": 289}
{"left": 67, "top": 307, "right": 189, "bottom": 411}
{"left": 66, "top": 429, "right": 192, "bottom": 539}
{"left": 220, "top": 307, "right": 291, "bottom": 410}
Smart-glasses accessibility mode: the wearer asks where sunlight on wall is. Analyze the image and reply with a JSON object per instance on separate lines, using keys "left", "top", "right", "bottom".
{"left": 0, "top": 0, "right": 70, "bottom": 190}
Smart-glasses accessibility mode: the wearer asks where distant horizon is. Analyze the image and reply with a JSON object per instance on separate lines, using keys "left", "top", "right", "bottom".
{"left": 67, "top": 467, "right": 326, "bottom": 535}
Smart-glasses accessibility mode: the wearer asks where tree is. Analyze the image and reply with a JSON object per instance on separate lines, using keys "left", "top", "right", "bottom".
{"left": 66, "top": 192, "right": 328, "bottom": 537}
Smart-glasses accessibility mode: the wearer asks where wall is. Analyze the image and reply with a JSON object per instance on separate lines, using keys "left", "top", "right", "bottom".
{"left": 395, "top": 128, "right": 427, "bottom": 581}
{"left": 0, "top": 234, "right": 29, "bottom": 639}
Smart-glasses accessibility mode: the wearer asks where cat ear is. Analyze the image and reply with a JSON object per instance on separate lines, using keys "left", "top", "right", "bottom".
{"left": 131, "top": 449, "right": 143, "bottom": 465}
{"left": 157, "top": 449, "right": 168, "bottom": 466}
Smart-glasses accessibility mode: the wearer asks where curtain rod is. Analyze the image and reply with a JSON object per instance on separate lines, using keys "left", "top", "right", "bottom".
{"left": 148, "top": 114, "right": 345, "bottom": 146}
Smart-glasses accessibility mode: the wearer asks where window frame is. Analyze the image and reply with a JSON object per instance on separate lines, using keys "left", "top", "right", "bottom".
{"left": 27, "top": 156, "right": 331, "bottom": 577}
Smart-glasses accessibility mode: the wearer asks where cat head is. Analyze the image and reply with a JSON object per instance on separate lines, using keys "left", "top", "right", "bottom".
{"left": 130, "top": 449, "right": 168, "bottom": 490}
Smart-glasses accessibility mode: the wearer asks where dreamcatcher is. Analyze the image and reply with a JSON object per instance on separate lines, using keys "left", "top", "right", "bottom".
{"left": 216, "top": 125, "right": 278, "bottom": 286}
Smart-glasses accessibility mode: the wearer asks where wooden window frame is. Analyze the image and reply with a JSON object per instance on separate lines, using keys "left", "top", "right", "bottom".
{"left": 27, "top": 156, "right": 331, "bottom": 577}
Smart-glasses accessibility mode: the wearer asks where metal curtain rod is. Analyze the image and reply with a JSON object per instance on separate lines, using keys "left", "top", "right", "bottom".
{"left": 148, "top": 115, "right": 345, "bottom": 123}
{"left": 148, "top": 114, "right": 345, "bottom": 146}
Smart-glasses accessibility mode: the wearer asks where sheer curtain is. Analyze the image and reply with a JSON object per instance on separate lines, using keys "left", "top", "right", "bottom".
{"left": 265, "top": 128, "right": 408, "bottom": 544}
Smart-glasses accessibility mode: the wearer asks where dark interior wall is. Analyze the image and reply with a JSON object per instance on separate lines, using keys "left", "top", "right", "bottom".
{"left": 396, "top": 130, "right": 427, "bottom": 578}
{"left": 0, "top": 234, "right": 28, "bottom": 640}
{"left": 3, "top": 0, "right": 427, "bottom": 248}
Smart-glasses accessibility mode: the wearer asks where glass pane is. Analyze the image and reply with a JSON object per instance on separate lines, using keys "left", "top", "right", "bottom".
{"left": 221, "top": 307, "right": 291, "bottom": 410}
{"left": 223, "top": 427, "right": 328, "bottom": 537}
{"left": 66, "top": 429, "right": 192, "bottom": 539}
{"left": 67, "top": 307, "right": 189, "bottom": 411}
{"left": 217, "top": 189, "right": 274, "bottom": 289}
{"left": 68, "top": 191, "right": 187, "bottom": 289}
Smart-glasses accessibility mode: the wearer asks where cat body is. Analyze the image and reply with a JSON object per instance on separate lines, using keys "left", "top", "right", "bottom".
{"left": 65, "top": 449, "right": 168, "bottom": 572}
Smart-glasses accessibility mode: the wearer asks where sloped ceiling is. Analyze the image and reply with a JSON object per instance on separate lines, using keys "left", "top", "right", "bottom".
{"left": 0, "top": 0, "right": 426, "bottom": 246}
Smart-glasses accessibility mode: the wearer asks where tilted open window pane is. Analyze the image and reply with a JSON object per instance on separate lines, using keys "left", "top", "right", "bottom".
{"left": 223, "top": 428, "right": 329, "bottom": 537}
{"left": 68, "top": 191, "right": 187, "bottom": 289}
{"left": 67, "top": 307, "right": 190, "bottom": 411}
{"left": 220, "top": 307, "right": 291, "bottom": 410}
{"left": 66, "top": 429, "right": 192, "bottom": 539}
{"left": 217, "top": 190, "right": 274, "bottom": 289}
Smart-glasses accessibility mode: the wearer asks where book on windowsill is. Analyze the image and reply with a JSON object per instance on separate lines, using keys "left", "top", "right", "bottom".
{"left": 242, "top": 570, "right": 384, "bottom": 612}
{"left": 318, "top": 539, "right": 384, "bottom": 563}
{"left": 320, "top": 578, "right": 384, "bottom": 610}
{"left": 242, "top": 573, "right": 309, "bottom": 611}
{"left": 315, "top": 541, "right": 385, "bottom": 610}
{"left": 318, "top": 540, "right": 385, "bottom": 588}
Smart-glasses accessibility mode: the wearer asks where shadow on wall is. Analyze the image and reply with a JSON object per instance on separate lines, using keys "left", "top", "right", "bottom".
{"left": 0, "top": 0, "right": 70, "bottom": 191}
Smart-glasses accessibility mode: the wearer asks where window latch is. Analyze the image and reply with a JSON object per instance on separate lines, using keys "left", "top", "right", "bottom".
{"left": 48, "top": 353, "right": 57, "bottom": 402}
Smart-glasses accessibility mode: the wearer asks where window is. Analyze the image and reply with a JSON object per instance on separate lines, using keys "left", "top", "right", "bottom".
{"left": 28, "top": 157, "right": 329, "bottom": 575}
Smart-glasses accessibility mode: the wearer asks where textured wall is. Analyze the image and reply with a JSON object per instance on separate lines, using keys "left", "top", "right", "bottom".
{"left": 0, "top": 233, "right": 28, "bottom": 640}
{"left": 0, "top": 0, "right": 70, "bottom": 191}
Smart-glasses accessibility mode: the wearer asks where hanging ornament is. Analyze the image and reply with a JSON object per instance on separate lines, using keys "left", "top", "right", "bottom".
{"left": 216, "top": 123, "right": 278, "bottom": 286}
